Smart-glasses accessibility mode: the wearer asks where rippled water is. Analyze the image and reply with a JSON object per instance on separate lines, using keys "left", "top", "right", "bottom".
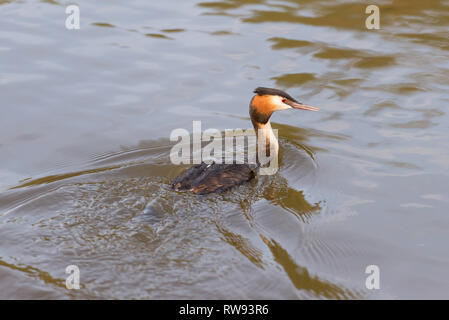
{"left": 1, "top": 0, "right": 449, "bottom": 299}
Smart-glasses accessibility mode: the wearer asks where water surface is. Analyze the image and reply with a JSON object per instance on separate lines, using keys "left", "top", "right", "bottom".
{"left": 1, "top": 0, "right": 449, "bottom": 299}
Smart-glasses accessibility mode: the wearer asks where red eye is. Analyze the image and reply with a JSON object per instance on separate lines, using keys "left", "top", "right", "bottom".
{"left": 282, "top": 99, "right": 286, "bottom": 103}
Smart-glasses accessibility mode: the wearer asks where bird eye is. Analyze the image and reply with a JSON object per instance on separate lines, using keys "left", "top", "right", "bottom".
{"left": 282, "top": 99, "right": 287, "bottom": 103}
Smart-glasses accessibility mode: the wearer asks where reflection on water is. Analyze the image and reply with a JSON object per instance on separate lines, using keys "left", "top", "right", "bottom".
{"left": 1, "top": 0, "right": 449, "bottom": 299}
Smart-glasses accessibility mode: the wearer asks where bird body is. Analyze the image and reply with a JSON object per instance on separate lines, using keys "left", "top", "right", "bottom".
{"left": 171, "top": 162, "right": 255, "bottom": 195}
{"left": 170, "top": 87, "right": 318, "bottom": 195}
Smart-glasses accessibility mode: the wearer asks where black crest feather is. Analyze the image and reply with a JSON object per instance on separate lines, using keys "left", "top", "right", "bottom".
{"left": 253, "top": 87, "right": 299, "bottom": 103}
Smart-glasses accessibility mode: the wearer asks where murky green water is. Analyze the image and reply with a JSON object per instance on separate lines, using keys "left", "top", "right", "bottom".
{"left": 1, "top": 0, "right": 449, "bottom": 299}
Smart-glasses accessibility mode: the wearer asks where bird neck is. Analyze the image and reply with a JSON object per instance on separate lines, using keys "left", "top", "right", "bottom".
{"left": 252, "top": 119, "right": 279, "bottom": 164}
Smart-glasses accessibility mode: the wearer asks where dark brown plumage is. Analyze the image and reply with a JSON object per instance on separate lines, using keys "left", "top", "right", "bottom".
{"left": 253, "top": 87, "right": 299, "bottom": 103}
{"left": 171, "top": 162, "right": 255, "bottom": 195}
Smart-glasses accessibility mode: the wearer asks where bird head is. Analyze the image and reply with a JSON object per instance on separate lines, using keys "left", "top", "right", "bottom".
{"left": 249, "top": 87, "right": 318, "bottom": 124}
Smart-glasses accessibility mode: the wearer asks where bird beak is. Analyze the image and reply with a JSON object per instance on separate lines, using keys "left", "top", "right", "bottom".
{"left": 287, "top": 101, "right": 319, "bottom": 112}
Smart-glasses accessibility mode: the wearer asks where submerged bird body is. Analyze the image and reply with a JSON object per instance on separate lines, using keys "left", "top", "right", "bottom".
{"left": 170, "top": 87, "right": 318, "bottom": 195}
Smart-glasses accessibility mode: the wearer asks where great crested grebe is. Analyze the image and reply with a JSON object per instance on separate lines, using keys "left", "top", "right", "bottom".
{"left": 170, "top": 87, "right": 319, "bottom": 195}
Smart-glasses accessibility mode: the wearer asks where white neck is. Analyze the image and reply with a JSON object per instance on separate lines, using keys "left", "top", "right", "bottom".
{"left": 253, "top": 121, "right": 279, "bottom": 166}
